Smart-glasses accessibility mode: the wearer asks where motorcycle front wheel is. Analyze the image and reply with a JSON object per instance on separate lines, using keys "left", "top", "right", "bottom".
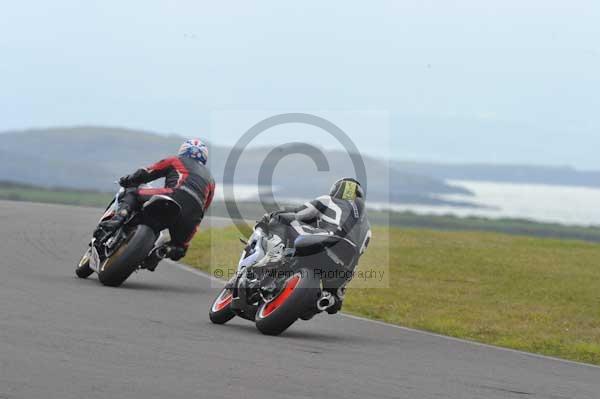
{"left": 209, "top": 286, "right": 236, "bottom": 324}
{"left": 75, "top": 248, "right": 94, "bottom": 279}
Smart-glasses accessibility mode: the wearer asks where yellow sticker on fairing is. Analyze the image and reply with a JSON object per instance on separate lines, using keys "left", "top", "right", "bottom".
{"left": 341, "top": 181, "right": 358, "bottom": 200}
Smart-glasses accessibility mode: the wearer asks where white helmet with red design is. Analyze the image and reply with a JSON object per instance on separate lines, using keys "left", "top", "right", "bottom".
{"left": 178, "top": 139, "right": 209, "bottom": 165}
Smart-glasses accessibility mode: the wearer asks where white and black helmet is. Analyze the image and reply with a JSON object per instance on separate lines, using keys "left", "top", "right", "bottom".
{"left": 329, "top": 178, "right": 364, "bottom": 200}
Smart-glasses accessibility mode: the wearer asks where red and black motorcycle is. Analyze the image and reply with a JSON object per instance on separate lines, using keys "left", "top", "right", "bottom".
{"left": 75, "top": 187, "right": 181, "bottom": 287}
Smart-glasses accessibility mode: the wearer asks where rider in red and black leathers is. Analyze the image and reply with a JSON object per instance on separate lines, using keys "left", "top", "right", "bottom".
{"left": 97, "top": 144, "right": 215, "bottom": 261}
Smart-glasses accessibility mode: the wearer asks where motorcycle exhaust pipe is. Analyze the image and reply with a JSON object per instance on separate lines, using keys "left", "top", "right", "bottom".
{"left": 316, "top": 291, "right": 336, "bottom": 312}
{"left": 155, "top": 246, "right": 170, "bottom": 259}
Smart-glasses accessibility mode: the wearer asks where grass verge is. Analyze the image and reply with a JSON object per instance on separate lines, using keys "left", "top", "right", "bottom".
{"left": 0, "top": 181, "right": 111, "bottom": 207}
{"left": 185, "top": 225, "right": 600, "bottom": 365}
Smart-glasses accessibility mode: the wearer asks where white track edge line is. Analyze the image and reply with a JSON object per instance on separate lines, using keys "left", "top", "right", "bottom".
{"left": 165, "top": 260, "right": 226, "bottom": 286}
{"left": 339, "top": 313, "right": 600, "bottom": 370}
{"left": 167, "top": 260, "right": 600, "bottom": 370}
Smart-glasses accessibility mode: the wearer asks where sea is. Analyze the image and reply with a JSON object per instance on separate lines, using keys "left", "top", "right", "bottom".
{"left": 386, "top": 180, "right": 600, "bottom": 227}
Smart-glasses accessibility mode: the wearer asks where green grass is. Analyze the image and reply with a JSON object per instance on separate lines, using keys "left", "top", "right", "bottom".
{"left": 384, "top": 211, "right": 600, "bottom": 242}
{"left": 0, "top": 181, "right": 111, "bottom": 207}
{"left": 185, "top": 225, "right": 600, "bottom": 365}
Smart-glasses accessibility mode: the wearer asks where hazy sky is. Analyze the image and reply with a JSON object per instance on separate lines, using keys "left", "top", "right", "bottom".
{"left": 1, "top": 1, "right": 599, "bottom": 169}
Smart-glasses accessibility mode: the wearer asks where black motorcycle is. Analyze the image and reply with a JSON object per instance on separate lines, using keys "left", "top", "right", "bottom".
{"left": 76, "top": 187, "right": 181, "bottom": 287}
{"left": 209, "top": 217, "right": 370, "bottom": 335}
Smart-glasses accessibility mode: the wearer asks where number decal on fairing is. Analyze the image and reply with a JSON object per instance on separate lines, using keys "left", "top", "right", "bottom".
{"left": 89, "top": 246, "right": 101, "bottom": 272}
{"left": 359, "top": 230, "right": 372, "bottom": 255}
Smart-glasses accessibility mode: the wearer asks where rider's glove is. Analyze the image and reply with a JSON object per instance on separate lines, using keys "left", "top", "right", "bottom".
{"left": 266, "top": 210, "right": 286, "bottom": 222}
{"left": 258, "top": 212, "right": 272, "bottom": 225}
{"left": 119, "top": 169, "right": 149, "bottom": 188}
{"left": 119, "top": 175, "right": 134, "bottom": 187}
{"left": 168, "top": 246, "right": 187, "bottom": 261}
{"left": 257, "top": 211, "right": 283, "bottom": 229}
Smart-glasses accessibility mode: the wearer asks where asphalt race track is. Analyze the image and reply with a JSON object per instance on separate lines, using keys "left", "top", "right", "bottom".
{"left": 0, "top": 200, "right": 598, "bottom": 399}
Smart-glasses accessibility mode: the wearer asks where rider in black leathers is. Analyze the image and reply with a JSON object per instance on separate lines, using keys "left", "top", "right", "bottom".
{"left": 263, "top": 178, "right": 371, "bottom": 313}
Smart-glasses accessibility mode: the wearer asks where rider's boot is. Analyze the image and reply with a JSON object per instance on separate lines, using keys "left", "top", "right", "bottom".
{"left": 326, "top": 286, "right": 346, "bottom": 315}
{"left": 142, "top": 247, "right": 164, "bottom": 272}
{"left": 253, "top": 241, "right": 285, "bottom": 268}
{"left": 326, "top": 298, "right": 343, "bottom": 314}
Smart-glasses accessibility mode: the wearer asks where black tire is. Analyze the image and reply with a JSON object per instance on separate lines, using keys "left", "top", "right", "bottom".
{"left": 75, "top": 248, "right": 94, "bottom": 279}
{"left": 255, "top": 268, "right": 320, "bottom": 336}
{"left": 98, "top": 225, "right": 156, "bottom": 287}
{"left": 209, "top": 287, "right": 236, "bottom": 324}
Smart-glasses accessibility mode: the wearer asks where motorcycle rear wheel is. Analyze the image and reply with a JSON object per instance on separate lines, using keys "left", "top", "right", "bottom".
{"left": 255, "top": 268, "right": 320, "bottom": 336}
{"left": 98, "top": 225, "right": 156, "bottom": 287}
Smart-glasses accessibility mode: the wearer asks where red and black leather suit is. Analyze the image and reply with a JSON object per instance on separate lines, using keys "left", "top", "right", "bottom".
{"left": 119, "top": 156, "right": 215, "bottom": 250}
